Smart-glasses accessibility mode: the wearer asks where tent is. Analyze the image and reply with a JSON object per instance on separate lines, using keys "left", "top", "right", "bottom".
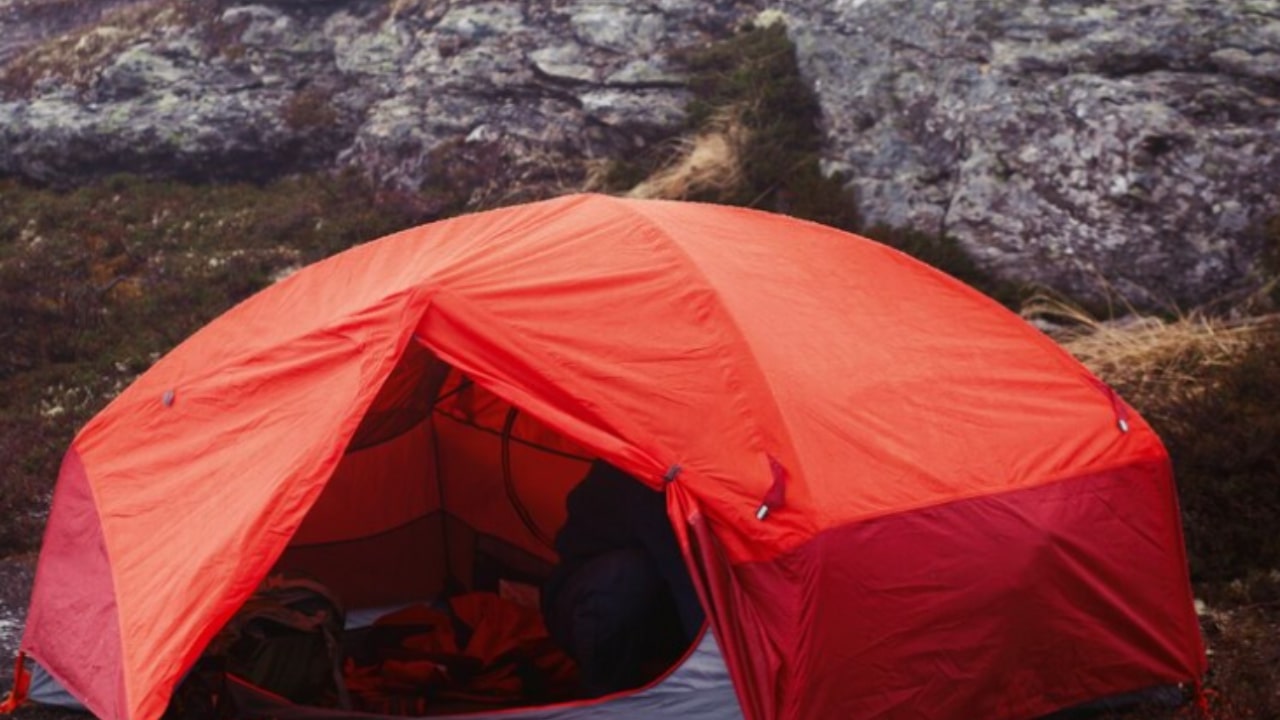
{"left": 6, "top": 193, "right": 1204, "bottom": 720}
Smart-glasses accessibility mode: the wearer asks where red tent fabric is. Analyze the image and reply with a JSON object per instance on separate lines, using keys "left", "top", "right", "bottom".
{"left": 17, "top": 194, "right": 1204, "bottom": 720}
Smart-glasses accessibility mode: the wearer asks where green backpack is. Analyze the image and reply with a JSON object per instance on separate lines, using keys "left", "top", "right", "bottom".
{"left": 216, "top": 574, "right": 351, "bottom": 709}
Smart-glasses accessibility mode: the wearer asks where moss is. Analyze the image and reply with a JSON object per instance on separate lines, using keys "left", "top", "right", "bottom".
{"left": 677, "top": 24, "right": 858, "bottom": 227}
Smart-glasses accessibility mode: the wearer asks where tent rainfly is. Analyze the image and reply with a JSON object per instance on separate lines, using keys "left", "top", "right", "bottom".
{"left": 5, "top": 194, "right": 1205, "bottom": 720}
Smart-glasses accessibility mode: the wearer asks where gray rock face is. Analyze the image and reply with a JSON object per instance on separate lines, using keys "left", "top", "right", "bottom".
{"left": 4, "top": 0, "right": 1277, "bottom": 306}
{"left": 781, "top": 0, "right": 1280, "bottom": 307}
{"left": 0, "top": 0, "right": 753, "bottom": 193}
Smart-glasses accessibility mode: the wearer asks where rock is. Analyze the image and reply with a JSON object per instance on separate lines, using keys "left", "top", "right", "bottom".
{"left": 605, "top": 59, "right": 683, "bottom": 87}
{"left": 0, "top": 0, "right": 755, "bottom": 197}
{"left": 530, "top": 44, "right": 600, "bottom": 84}
{"left": 0, "top": 0, "right": 142, "bottom": 66}
{"left": 221, "top": 5, "right": 294, "bottom": 48}
{"left": 8, "top": 0, "right": 1275, "bottom": 307}
{"left": 571, "top": 4, "right": 667, "bottom": 55}
{"left": 781, "top": 0, "right": 1280, "bottom": 307}
{"left": 434, "top": 2, "right": 526, "bottom": 41}
{"left": 580, "top": 87, "right": 690, "bottom": 128}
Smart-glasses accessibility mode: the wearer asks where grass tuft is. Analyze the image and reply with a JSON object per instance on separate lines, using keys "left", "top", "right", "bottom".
{"left": 625, "top": 107, "right": 749, "bottom": 201}
{"left": 1027, "top": 294, "right": 1273, "bottom": 417}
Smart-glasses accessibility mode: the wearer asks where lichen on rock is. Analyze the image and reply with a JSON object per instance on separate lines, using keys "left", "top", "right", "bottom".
{"left": 779, "top": 0, "right": 1280, "bottom": 308}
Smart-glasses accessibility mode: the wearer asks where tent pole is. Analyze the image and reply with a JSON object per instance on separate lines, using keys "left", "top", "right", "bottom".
{"left": 427, "top": 376, "right": 458, "bottom": 594}
{"left": 416, "top": 344, "right": 458, "bottom": 597}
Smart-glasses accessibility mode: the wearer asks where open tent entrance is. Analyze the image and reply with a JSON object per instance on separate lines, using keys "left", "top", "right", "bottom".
{"left": 250, "top": 339, "right": 705, "bottom": 715}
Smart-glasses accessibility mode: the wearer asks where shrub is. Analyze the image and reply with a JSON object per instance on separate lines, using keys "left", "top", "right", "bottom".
{"left": 282, "top": 86, "right": 340, "bottom": 133}
{"left": 1157, "top": 326, "right": 1280, "bottom": 583}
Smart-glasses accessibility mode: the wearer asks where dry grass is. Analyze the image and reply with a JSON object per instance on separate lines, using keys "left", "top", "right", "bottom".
{"left": 624, "top": 107, "right": 750, "bottom": 201}
{"left": 1023, "top": 294, "right": 1276, "bottom": 416}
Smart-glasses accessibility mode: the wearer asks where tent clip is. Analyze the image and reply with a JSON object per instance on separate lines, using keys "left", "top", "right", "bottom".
{"left": 663, "top": 465, "right": 682, "bottom": 484}
{"left": 755, "top": 504, "right": 771, "bottom": 521}
{"left": 162, "top": 389, "right": 175, "bottom": 407}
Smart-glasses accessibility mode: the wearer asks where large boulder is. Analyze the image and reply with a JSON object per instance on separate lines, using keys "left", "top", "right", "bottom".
{"left": 0, "top": 0, "right": 753, "bottom": 193}
{"left": 4, "top": 0, "right": 1278, "bottom": 307}
{"left": 781, "top": 0, "right": 1280, "bottom": 307}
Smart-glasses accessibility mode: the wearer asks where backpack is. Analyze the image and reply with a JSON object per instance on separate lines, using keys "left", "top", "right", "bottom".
{"left": 161, "top": 655, "right": 232, "bottom": 720}
{"left": 214, "top": 573, "right": 351, "bottom": 709}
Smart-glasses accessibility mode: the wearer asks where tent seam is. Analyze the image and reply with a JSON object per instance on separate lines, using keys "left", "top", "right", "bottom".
{"left": 820, "top": 449, "right": 1171, "bottom": 533}
{"left": 601, "top": 196, "right": 811, "bottom": 521}
{"left": 59, "top": 446, "right": 132, "bottom": 720}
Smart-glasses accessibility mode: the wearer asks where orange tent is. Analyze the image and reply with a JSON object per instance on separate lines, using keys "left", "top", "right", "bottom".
{"left": 13, "top": 194, "right": 1203, "bottom": 719}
